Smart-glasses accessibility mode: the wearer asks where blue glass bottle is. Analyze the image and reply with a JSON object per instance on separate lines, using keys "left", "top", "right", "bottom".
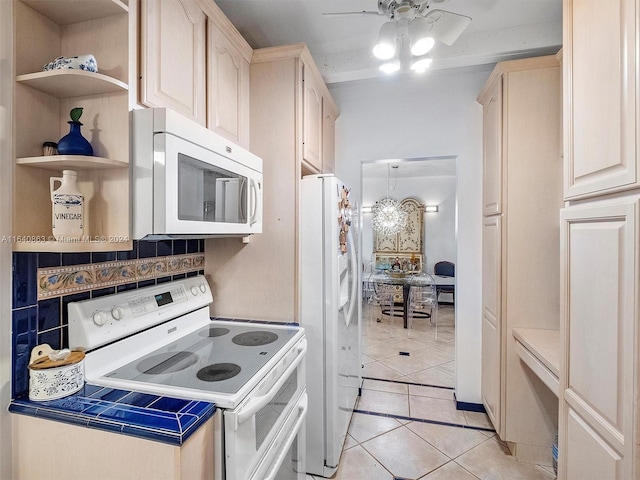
{"left": 57, "top": 121, "right": 93, "bottom": 156}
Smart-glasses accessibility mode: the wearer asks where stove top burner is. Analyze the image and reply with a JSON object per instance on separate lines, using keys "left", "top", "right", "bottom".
{"left": 197, "top": 363, "right": 242, "bottom": 382}
{"left": 136, "top": 351, "right": 197, "bottom": 375}
{"left": 232, "top": 331, "right": 278, "bottom": 347}
{"left": 199, "top": 327, "right": 230, "bottom": 338}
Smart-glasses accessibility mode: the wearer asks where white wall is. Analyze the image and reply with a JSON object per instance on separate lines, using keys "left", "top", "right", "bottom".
{"left": 362, "top": 173, "right": 456, "bottom": 274}
{"left": 329, "top": 64, "right": 492, "bottom": 404}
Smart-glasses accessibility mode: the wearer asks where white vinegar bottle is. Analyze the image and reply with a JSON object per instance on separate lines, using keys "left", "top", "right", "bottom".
{"left": 50, "top": 170, "right": 83, "bottom": 241}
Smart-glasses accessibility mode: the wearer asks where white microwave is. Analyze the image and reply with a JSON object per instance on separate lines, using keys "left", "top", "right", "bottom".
{"left": 131, "top": 108, "right": 262, "bottom": 239}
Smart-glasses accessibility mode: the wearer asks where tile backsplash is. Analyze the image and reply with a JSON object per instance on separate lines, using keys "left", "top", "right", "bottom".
{"left": 11, "top": 239, "right": 205, "bottom": 399}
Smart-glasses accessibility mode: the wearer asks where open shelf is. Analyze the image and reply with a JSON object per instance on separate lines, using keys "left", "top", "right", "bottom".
{"left": 21, "top": 0, "right": 128, "bottom": 25}
{"left": 17, "top": 155, "right": 128, "bottom": 170}
{"left": 16, "top": 70, "right": 128, "bottom": 98}
{"left": 513, "top": 328, "right": 560, "bottom": 397}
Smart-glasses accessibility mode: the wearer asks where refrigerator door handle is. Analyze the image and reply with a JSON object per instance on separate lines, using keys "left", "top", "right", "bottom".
{"left": 340, "top": 228, "right": 358, "bottom": 326}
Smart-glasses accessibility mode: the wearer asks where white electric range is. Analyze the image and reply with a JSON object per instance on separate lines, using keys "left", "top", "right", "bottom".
{"left": 68, "top": 276, "right": 307, "bottom": 480}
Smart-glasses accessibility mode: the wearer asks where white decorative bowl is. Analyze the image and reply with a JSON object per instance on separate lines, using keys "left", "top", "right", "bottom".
{"left": 43, "top": 54, "right": 98, "bottom": 73}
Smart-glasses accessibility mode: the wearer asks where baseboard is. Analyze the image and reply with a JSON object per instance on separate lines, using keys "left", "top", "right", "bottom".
{"left": 454, "top": 393, "right": 487, "bottom": 413}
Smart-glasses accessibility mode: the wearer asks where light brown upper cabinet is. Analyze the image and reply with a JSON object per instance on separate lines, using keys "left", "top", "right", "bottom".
{"left": 302, "top": 67, "right": 323, "bottom": 172}
{"left": 205, "top": 2, "right": 251, "bottom": 148}
{"left": 481, "top": 77, "right": 503, "bottom": 216}
{"left": 563, "top": 0, "right": 637, "bottom": 199}
{"left": 140, "top": 0, "right": 206, "bottom": 125}
{"left": 322, "top": 101, "right": 337, "bottom": 174}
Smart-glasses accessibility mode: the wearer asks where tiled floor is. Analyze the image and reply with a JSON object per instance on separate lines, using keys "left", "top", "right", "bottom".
{"left": 305, "top": 302, "right": 557, "bottom": 479}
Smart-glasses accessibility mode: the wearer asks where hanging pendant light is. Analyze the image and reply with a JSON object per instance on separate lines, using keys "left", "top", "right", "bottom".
{"left": 371, "top": 164, "right": 407, "bottom": 235}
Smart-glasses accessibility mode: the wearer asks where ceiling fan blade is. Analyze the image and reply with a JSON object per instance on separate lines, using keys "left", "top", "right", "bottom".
{"left": 322, "top": 11, "right": 383, "bottom": 18}
{"left": 425, "top": 9, "right": 472, "bottom": 46}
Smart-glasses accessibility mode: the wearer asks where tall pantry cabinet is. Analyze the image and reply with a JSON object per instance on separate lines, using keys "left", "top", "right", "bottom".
{"left": 559, "top": 0, "right": 639, "bottom": 478}
{"left": 205, "top": 43, "right": 338, "bottom": 322}
{"left": 478, "top": 55, "right": 563, "bottom": 464}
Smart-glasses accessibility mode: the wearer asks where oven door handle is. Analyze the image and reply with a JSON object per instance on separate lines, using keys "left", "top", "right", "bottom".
{"left": 232, "top": 339, "right": 307, "bottom": 428}
{"left": 257, "top": 394, "right": 308, "bottom": 480}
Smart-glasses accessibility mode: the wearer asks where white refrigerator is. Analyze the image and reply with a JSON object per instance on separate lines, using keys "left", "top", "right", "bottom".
{"left": 300, "top": 174, "right": 361, "bottom": 478}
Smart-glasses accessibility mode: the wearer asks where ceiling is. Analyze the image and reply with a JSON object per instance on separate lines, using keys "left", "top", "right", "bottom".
{"left": 214, "top": 0, "right": 562, "bottom": 84}
{"left": 363, "top": 157, "right": 457, "bottom": 180}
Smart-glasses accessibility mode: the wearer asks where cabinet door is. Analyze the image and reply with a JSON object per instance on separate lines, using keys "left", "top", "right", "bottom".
{"left": 374, "top": 231, "right": 397, "bottom": 252}
{"left": 140, "top": 0, "right": 206, "bottom": 125}
{"left": 322, "top": 101, "right": 337, "bottom": 174}
{"left": 207, "top": 20, "right": 250, "bottom": 147}
{"left": 564, "top": 0, "right": 637, "bottom": 199}
{"left": 563, "top": 408, "right": 624, "bottom": 480}
{"left": 482, "top": 77, "right": 503, "bottom": 216}
{"left": 559, "top": 199, "right": 637, "bottom": 479}
{"left": 482, "top": 215, "right": 503, "bottom": 436}
{"left": 302, "top": 67, "right": 323, "bottom": 172}
{"left": 398, "top": 198, "right": 423, "bottom": 253}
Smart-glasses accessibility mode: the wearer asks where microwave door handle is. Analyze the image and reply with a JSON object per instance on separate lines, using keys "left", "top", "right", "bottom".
{"left": 240, "top": 178, "right": 248, "bottom": 222}
{"left": 258, "top": 395, "right": 308, "bottom": 480}
{"left": 249, "top": 179, "right": 260, "bottom": 226}
{"left": 231, "top": 339, "right": 307, "bottom": 429}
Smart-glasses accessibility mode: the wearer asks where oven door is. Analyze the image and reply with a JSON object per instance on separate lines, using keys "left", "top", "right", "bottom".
{"left": 249, "top": 390, "right": 307, "bottom": 480}
{"left": 223, "top": 338, "right": 306, "bottom": 480}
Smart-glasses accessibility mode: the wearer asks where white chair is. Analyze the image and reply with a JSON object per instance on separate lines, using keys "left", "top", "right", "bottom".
{"left": 373, "top": 282, "right": 399, "bottom": 335}
{"left": 407, "top": 277, "right": 438, "bottom": 339}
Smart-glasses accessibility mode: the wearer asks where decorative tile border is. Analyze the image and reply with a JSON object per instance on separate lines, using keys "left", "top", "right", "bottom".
{"left": 37, "top": 253, "right": 205, "bottom": 299}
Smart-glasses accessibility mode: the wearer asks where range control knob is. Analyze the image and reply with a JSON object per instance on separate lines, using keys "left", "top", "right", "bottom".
{"left": 92, "top": 311, "right": 109, "bottom": 326}
{"left": 199, "top": 283, "right": 207, "bottom": 293}
{"left": 190, "top": 286, "right": 200, "bottom": 296}
{"left": 111, "top": 306, "right": 125, "bottom": 320}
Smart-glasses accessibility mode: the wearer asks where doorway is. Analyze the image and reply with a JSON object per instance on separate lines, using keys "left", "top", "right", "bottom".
{"left": 360, "top": 156, "right": 457, "bottom": 389}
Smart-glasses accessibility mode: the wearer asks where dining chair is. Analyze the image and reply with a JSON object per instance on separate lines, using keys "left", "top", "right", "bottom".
{"left": 434, "top": 260, "right": 455, "bottom": 304}
{"left": 407, "top": 278, "right": 438, "bottom": 339}
{"left": 373, "top": 282, "right": 399, "bottom": 335}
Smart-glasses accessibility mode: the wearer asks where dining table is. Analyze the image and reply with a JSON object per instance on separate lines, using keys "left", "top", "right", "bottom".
{"left": 367, "top": 271, "right": 452, "bottom": 328}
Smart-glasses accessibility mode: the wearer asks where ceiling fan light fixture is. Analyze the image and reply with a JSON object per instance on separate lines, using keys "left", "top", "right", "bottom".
{"left": 408, "top": 17, "right": 434, "bottom": 56}
{"left": 379, "top": 59, "right": 401, "bottom": 74}
{"left": 410, "top": 55, "right": 432, "bottom": 73}
{"left": 373, "top": 21, "right": 397, "bottom": 59}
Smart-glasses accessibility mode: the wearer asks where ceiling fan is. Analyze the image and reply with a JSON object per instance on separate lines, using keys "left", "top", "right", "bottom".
{"left": 324, "top": 0, "right": 472, "bottom": 73}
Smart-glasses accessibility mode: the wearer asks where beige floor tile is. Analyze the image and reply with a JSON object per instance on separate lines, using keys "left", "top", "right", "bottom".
{"left": 406, "top": 421, "right": 490, "bottom": 459}
{"left": 409, "top": 395, "right": 468, "bottom": 425}
{"left": 408, "top": 383, "right": 455, "bottom": 400}
{"left": 362, "top": 361, "right": 405, "bottom": 381}
{"left": 356, "top": 389, "right": 409, "bottom": 417}
{"left": 362, "top": 342, "right": 401, "bottom": 360}
{"left": 422, "top": 461, "right": 482, "bottom": 480}
{"left": 343, "top": 433, "right": 358, "bottom": 450}
{"left": 347, "top": 411, "right": 403, "bottom": 444}
{"left": 410, "top": 346, "right": 453, "bottom": 367}
{"left": 387, "top": 335, "right": 438, "bottom": 352}
{"left": 362, "top": 426, "right": 449, "bottom": 479}
{"left": 331, "top": 445, "right": 393, "bottom": 480}
{"left": 407, "top": 365, "right": 455, "bottom": 388}
{"left": 362, "top": 353, "right": 376, "bottom": 365}
{"left": 463, "top": 411, "right": 494, "bottom": 430}
{"left": 438, "top": 360, "right": 456, "bottom": 376}
{"left": 363, "top": 378, "right": 409, "bottom": 395}
{"left": 380, "top": 354, "right": 430, "bottom": 376}
{"left": 431, "top": 341, "right": 456, "bottom": 357}
{"left": 456, "top": 437, "right": 556, "bottom": 480}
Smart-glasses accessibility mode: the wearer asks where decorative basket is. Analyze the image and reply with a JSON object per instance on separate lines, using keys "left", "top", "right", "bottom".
{"left": 28, "top": 344, "right": 85, "bottom": 401}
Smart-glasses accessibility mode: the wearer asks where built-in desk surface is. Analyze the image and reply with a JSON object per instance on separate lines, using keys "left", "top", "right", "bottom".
{"left": 512, "top": 328, "right": 560, "bottom": 397}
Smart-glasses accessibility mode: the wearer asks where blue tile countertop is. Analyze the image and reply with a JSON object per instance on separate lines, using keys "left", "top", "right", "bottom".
{"left": 9, "top": 383, "right": 215, "bottom": 446}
